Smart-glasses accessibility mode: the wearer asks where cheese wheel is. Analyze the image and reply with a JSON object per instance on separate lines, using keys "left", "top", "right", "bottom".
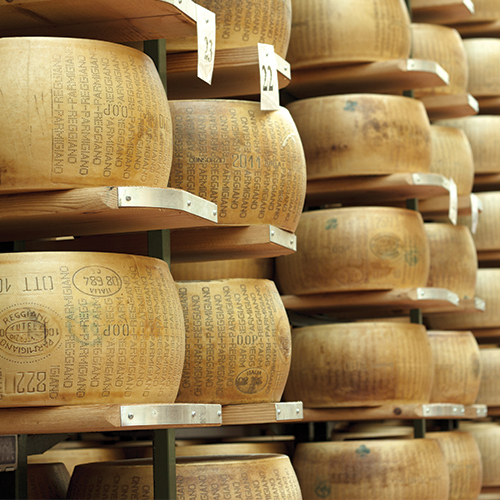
{"left": 464, "top": 39, "right": 500, "bottom": 97}
{"left": 287, "top": 94, "right": 431, "bottom": 180}
{"left": 287, "top": 0, "right": 411, "bottom": 69}
{"left": 66, "top": 455, "right": 303, "bottom": 499}
{"left": 0, "top": 252, "right": 185, "bottom": 407}
{"left": 175, "top": 279, "right": 291, "bottom": 404}
{"left": 427, "top": 269, "right": 500, "bottom": 330}
{"left": 412, "top": 24, "right": 468, "bottom": 98}
{"left": 28, "top": 463, "right": 70, "bottom": 500}
{"left": 466, "top": 192, "right": 500, "bottom": 251}
{"left": 426, "top": 431, "right": 483, "bottom": 500}
{"left": 283, "top": 322, "right": 433, "bottom": 408}
{"left": 168, "top": 100, "right": 307, "bottom": 232}
{"left": 170, "top": 258, "right": 274, "bottom": 281}
{"left": 293, "top": 440, "right": 450, "bottom": 500}
{"left": 427, "top": 330, "right": 481, "bottom": 405}
{"left": 435, "top": 116, "right": 500, "bottom": 174}
{"left": 0, "top": 37, "right": 172, "bottom": 194}
{"left": 425, "top": 223, "right": 477, "bottom": 299}
{"left": 476, "top": 348, "right": 500, "bottom": 405}
{"left": 429, "top": 126, "right": 474, "bottom": 196}
{"left": 167, "top": 0, "right": 292, "bottom": 58}
{"left": 461, "top": 422, "right": 500, "bottom": 487}
{"left": 275, "top": 207, "right": 430, "bottom": 295}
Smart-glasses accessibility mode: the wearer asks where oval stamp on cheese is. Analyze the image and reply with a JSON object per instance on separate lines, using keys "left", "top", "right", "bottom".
{"left": 370, "top": 234, "right": 403, "bottom": 260}
{"left": 235, "top": 367, "right": 268, "bottom": 394}
{"left": 72, "top": 266, "right": 122, "bottom": 297}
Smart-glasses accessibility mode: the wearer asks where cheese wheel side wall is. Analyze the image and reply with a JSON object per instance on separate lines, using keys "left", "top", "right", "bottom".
{"left": 275, "top": 207, "right": 430, "bottom": 295}
{"left": 283, "top": 322, "right": 433, "bottom": 408}
{"left": 467, "top": 193, "right": 500, "bottom": 251}
{"left": 287, "top": 94, "right": 431, "bottom": 180}
{"left": 476, "top": 349, "right": 500, "bottom": 406}
{"left": 464, "top": 39, "right": 500, "bottom": 97}
{"left": 0, "top": 252, "right": 185, "bottom": 407}
{"left": 0, "top": 37, "right": 173, "bottom": 194}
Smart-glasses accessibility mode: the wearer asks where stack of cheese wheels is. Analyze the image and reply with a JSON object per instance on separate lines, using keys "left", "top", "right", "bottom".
{"left": 66, "top": 455, "right": 303, "bottom": 499}
{"left": 465, "top": 193, "right": 500, "bottom": 252}
{"left": 429, "top": 126, "right": 474, "bottom": 197}
{"left": 463, "top": 39, "right": 500, "bottom": 97}
{"left": 175, "top": 279, "right": 291, "bottom": 405}
{"left": 168, "top": 100, "right": 306, "bottom": 232}
{"left": 167, "top": 0, "right": 292, "bottom": 58}
{"left": 170, "top": 258, "right": 274, "bottom": 281}
{"left": 476, "top": 348, "right": 500, "bottom": 405}
{"left": 286, "top": 94, "right": 431, "bottom": 179}
{"left": 0, "top": 37, "right": 172, "bottom": 194}
{"left": 427, "top": 331, "right": 481, "bottom": 405}
{"left": 293, "top": 440, "right": 450, "bottom": 499}
{"left": 283, "top": 322, "right": 433, "bottom": 407}
{"left": 426, "top": 431, "right": 483, "bottom": 500}
{"left": 275, "top": 207, "right": 430, "bottom": 295}
{"left": 424, "top": 223, "right": 477, "bottom": 299}
{"left": 28, "top": 463, "right": 70, "bottom": 500}
{"left": 287, "top": 0, "right": 411, "bottom": 68}
{"left": 436, "top": 117, "right": 500, "bottom": 174}
{"left": 411, "top": 24, "right": 468, "bottom": 98}
{"left": 427, "top": 269, "right": 500, "bottom": 330}
{"left": 461, "top": 422, "right": 500, "bottom": 487}
{"left": 0, "top": 252, "right": 185, "bottom": 407}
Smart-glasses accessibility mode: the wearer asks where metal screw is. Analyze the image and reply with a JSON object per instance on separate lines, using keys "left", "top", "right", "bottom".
{"left": 290, "top": 239, "right": 294, "bottom": 245}
{"left": 206, "top": 18, "right": 209, "bottom": 23}
{"left": 271, "top": 230, "right": 275, "bottom": 236}
{"left": 425, "top": 407, "right": 430, "bottom": 414}
{"left": 128, "top": 413, "right": 134, "bottom": 420}
{"left": 477, "top": 408, "right": 481, "bottom": 416}
{"left": 461, "top": 408, "right": 465, "bottom": 414}
{"left": 187, "top": 200, "right": 192, "bottom": 207}
{"left": 453, "top": 407, "right": 458, "bottom": 413}
{"left": 192, "top": 411, "right": 196, "bottom": 417}
{"left": 125, "top": 196, "right": 132, "bottom": 202}
{"left": 414, "top": 175, "right": 421, "bottom": 182}
{"left": 213, "top": 210, "right": 217, "bottom": 216}
{"left": 419, "top": 290, "right": 426, "bottom": 298}
{"left": 277, "top": 409, "right": 281, "bottom": 414}
{"left": 296, "top": 408, "right": 300, "bottom": 414}
{"left": 217, "top": 411, "right": 222, "bottom": 417}
{"left": 152, "top": 410, "right": 158, "bottom": 417}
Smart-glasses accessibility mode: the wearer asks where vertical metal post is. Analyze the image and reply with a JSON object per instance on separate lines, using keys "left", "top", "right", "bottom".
{"left": 413, "top": 419, "right": 426, "bottom": 439}
{"left": 144, "top": 39, "right": 167, "bottom": 90}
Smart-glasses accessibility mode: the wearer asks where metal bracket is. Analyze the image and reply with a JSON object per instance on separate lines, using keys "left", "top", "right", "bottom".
{"left": 422, "top": 404, "right": 465, "bottom": 418}
{"left": 275, "top": 53, "right": 291, "bottom": 80}
{"left": 0, "top": 435, "right": 17, "bottom": 472}
{"left": 472, "top": 405, "right": 488, "bottom": 419}
{"left": 275, "top": 402, "right": 303, "bottom": 421}
{"left": 120, "top": 404, "right": 222, "bottom": 427}
{"left": 411, "top": 173, "right": 449, "bottom": 189}
{"left": 406, "top": 60, "right": 450, "bottom": 86}
{"left": 475, "top": 297, "right": 486, "bottom": 312}
{"left": 269, "top": 226, "right": 297, "bottom": 251}
{"left": 415, "top": 287, "right": 460, "bottom": 306}
{"left": 467, "top": 93, "right": 479, "bottom": 113}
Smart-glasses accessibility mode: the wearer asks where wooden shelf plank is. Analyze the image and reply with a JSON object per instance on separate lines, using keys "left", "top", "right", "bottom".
{"left": 166, "top": 47, "right": 291, "bottom": 99}
{"left": 419, "top": 194, "right": 477, "bottom": 218}
{"left": 420, "top": 93, "right": 479, "bottom": 120}
{"left": 452, "top": 20, "right": 500, "bottom": 38}
{"left": 221, "top": 402, "right": 303, "bottom": 426}
{"left": 484, "top": 406, "right": 500, "bottom": 417}
{"left": 472, "top": 328, "right": 500, "bottom": 343}
{"left": 280, "top": 288, "right": 460, "bottom": 317}
{"left": 0, "top": 0, "right": 197, "bottom": 42}
{"left": 412, "top": 0, "right": 475, "bottom": 24}
{"left": 287, "top": 59, "right": 449, "bottom": 99}
{"left": 0, "top": 187, "right": 217, "bottom": 242}
{"left": 475, "top": 96, "right": 500, "bottom": 114}
{"left": 474, "top": 173, "right": 500, "bottom": 192}
{"left": 305, "top": 173, "right": 449, "bottom": 207}
{"left": 464, "top": 404, "right": 488, "bottom": 419}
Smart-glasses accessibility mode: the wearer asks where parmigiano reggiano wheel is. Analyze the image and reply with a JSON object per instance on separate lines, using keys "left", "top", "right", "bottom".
{"left": 463, "top": 39, "right": 500, "bottom": 97}
{"left": 275, "top": 207, "right": 430, "bottom": 295}
{"left": 293, "top": 440, "right": 450, "bottom": 500}
{"left": 0, "top": 252, "right": 185, "bottom": 407}
{"left": 175, "top": 279, "right": 291, "bottom": 404}
{"left": 169, "top": 100, "right": 306, "bottom": 232}
{"left": 28, "top": 463, "right": 70, "bottom": 500}
{"left": 425, "top": 223, "right": 477, "bottom": 299}
{"left": 0, "top": 37, "right": 172, "bottom": 194}
{"left": 464, "top": 192, "right": 500, "bottom": 251}
{"left": 427, "top": 269, "right": 500, "bottom": 330}
{"left": 286, "top": 94, "right": 431, "bottom": 180}
{"left": 412, "top": 24, "right": 468, "bottom": 98}
{"left": 426, "top": 431, "right": 483, "bottom": 500}
{"left": 429, "top": 126, "right": 474, "bottom": 196}
{"left": 166, "top": 0, "right": 292, "bottom": 58}
{"left": 170, "top": 258, "right": 274, "bottom": 281}
{"left": 283, "top": 322, "right": 433, "bottom": 408}
{"left": 287, "top": 0, "right": 411, "bottom": 69}
{"left": 476, "top": 348, "right": 500, "bottom": 406}
{"left": 461, "top": 422, "right": 500, "bottom": 487}
{"left": 427, "top": 330, "right": 481, "bottom": 405}
{"left": 66, "top": 455, "right": 303, "bottom": 499}
{"left": 435, "top": 116, "right": 500, "bottom": 174}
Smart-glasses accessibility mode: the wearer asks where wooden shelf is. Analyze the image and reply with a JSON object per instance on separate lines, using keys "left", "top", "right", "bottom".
{"left": 452, "top": 20, "right": 500, "bottom": 38}
{"left": 221, "top": 402, "right": 303, "bottom": 426}
{"left": 472, "top": 328, "right": 500, "bottom": 343}
{"left": 483, "top": 406, "right": 500, "bottom": 417}
{"left": 287, "top": 59, "right": 449, "bottom": 99}
{"left": 420, "top": 93, "right": 479, "bottom": 120}
{"left": 478, "top": 250, "right": 500, "bottom": 266}
{"left": 280, "top": 287, "right": 461, "bottom": 318}
{"left": 411, "top": 0, "right": 475, "bottom": 24}
{"left": 0, "top": 0, "right": 197, "bottom": 42}
{"left": 166, "top": 47, "right": 291, "bottom": 99}
{"left": 475, "top": 96, "right": 500, "bottom": 115}
{"left": 0, "top": 187, "right": 217, "bottom": 243}
{"left": 474, "top": 173, "right": 500, "bottom": 192}
{"left": 419, "top": 194, "right": 480, "bottom": 219}
{"left": 305, "top": 173, "right": 450, "bottom": 207}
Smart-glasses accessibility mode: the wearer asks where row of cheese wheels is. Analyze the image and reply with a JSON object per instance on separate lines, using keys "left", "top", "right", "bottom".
{"left": 26, "top": 427, "right": 496, "bottom": 500}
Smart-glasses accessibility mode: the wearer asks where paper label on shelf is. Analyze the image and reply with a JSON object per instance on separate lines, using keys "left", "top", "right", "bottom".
{"left": 258, "top": 43, "right": 279, "bottom": 111}
{"left": 448, "top": 178, "right": 458, "bottom": 226}
{"left": 197, "top": 4, "right": 216, "bottom": 85}
{"left": 470, "top": 193, "right": 480, "bottom": 234}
